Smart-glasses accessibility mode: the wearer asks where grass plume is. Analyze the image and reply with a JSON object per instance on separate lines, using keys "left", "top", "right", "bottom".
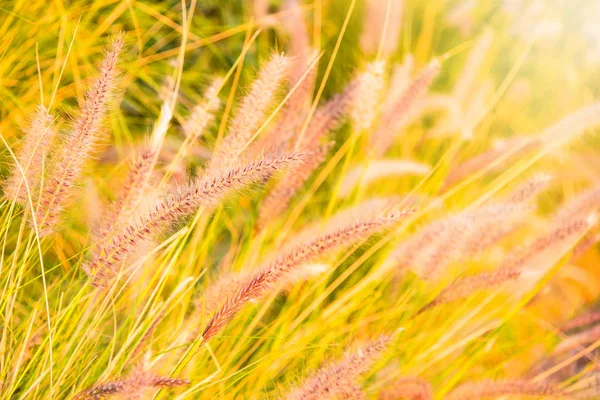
{"left": 4, "top": 106, "right": 54, "bottom": 204}
{"left": 34, "top": 34, "right": 124, "bottom": 235}
{"left": 445, "top": 379, "right": 565, "bottom": 399}
{"left": 210, "top": 54, "right": 291, "bottom": 169}
{"left": 378, "top": 377, "right": 433, "bottom": 400}
{"left": 76, "top": 369, "right": 189, "bottom": 400}
{"left": 202, "top": 209, "right": 411, "bottom": 343}
{"left": 285, "top": 334, "right": 393, "bottom": 400}
{"left": 86, "top": 151, "right": 306, "bottom": 286}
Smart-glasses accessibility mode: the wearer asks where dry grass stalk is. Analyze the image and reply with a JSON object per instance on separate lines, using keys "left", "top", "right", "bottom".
{"left": 4, "top": 106, "right": 54, "bottom": 204}
{"left": 372, "top": 59, "right": 441, "bottom": 156}
{"left": 34, "top": 35, "right": 124, "bottom": 235}
{"left": 86, "top": 151, "right": 306, "bottom": 286}
{"left": 285, "top": 334, "right": 393, "bottom": 400}
{"left": 564, "top": 370, "right": 600, "bottom": 398}
{"left": 210, "top": 54, "right": 291, "bottom": 170}
{"left": 202, "top": 209, "right": 411, "bottom": 342}
{"left": 445, "top": 379, "right": 565, "bottom": 399}
{"left": 378, "top": 377, "right": 433, "bottom": 400}
{"left": 3, "top": 327, "right": 44, "bottom": 391}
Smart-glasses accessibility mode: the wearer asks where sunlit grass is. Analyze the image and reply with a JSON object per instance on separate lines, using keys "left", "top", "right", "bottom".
{"left": 1, "top": 0, "right": 600, "bottom": 399}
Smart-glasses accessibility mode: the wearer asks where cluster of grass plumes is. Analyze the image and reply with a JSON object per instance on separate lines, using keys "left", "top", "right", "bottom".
{"left": 2, "top": 0, "right": 600, "bottom": 399}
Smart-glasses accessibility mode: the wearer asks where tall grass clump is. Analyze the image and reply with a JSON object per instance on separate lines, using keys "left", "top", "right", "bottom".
{"left": 2, "top": 0, "right": 600, "bottom": 399}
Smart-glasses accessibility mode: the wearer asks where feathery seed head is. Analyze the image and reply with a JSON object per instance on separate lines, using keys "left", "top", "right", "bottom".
{"left": 34, "top": 35, "right": 124, "bottom": 235}
{"left": 554, "top": 183, "right": 600, "bottom": 223}
{"left": 505, "top": 173, "right": 553, "bottom": 203}
{"left": 4, "top": 105, "right": 55, "bottom": 204}
{"left": 285, "top": 334, "right": 393, "bottom": 400}
{"left": 87, "top": 151, "right": 306, "bottom": 286}
{"left": 202, "top": 207, "right": 411, "bottom": 342}
{"left": 446, "top": 379, "right": 565, "bottom": 400}
{"left": 76, "top": 369, "right": 189, "bottom": 400}
{"left": 256, "top": 141, "right": 333, "bottom": 230}
{"left": 182, "top": 77, "right": 222, "bottom": 140}
{"left": 211, "top": 53, "right": 291, "bottom": 169}
{"left": 391, "top": 202, "right": 530, "bottom": 279}
{"left": 372, "top": 59, "right": 440, "bottom": 156}
{"left": 424, "top": 267, "right": 521, "bottom": 311}
{"left": 379, "top": 377, "right": 433, "bottom": 400}
{"left": 350, "top": 60, "right": 387, "bottom": 132}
